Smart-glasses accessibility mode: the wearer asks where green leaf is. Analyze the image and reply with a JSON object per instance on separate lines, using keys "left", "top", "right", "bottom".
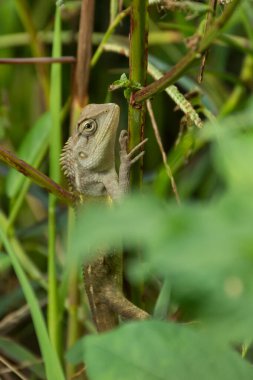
{"left": 110, "top": 73, "right": 130, "bottom": 90}
{"left": 110, "top": 73, "right": 142, "bottom": 101}
{"left": 0, "top": 227, "right": 65, "bottom": 380}
{"left": 66, "top": 336, "right": 86, "bottom": 365}
{"left": 70, "top": 195, "right": 165, "bottom": 264}
{"left": 213, "top": 133, "right": 253, "bottom": 190}
{"left": 70, "top": 193, "right": 253, "bottom": 343}
{"left": 83, "top": 321, "right": 253, "bottom": 380}
{"left": 0, "top": 252, "right": 11, "bottom": 272}
{"left": 153, "top": 278, "right": 171, "bottom": 320}
{"left": 47, "top": 3, "right": 63, "bottom": 357}
{"left": 6, "top": 112, "right": 51, "bottom": 198}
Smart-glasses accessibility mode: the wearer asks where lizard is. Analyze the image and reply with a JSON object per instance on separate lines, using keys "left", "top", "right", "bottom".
{"left": 60, "top": 103, "right": 148, "bottom": 331}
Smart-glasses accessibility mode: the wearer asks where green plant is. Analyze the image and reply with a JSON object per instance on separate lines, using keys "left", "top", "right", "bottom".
{"left": 0, "top": 0, "right": 253, "bottom": 379}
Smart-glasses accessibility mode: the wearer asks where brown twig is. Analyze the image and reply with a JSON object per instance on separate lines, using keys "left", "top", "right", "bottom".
{"left": 0, "top": 299, "right": 47, "bottom": 334}
{"left": 147, "top": 100, "right": 181, "bottom": 204}
{"left": 73, "top": 0, "right": 95, "bottom": 108}
{"left": 0, "top": 57, "right": 76, "bottom": 64}
{"left": 70, "top": 366, "right": 87, "bottom": 380}
{"left": 0, "top": 356, "right": 27, "bottom": 380}
{"left": 0, "top": 146, "right": 75, "bottom": 205}
{"left": 0, "top": 356, "right": 43, "bottom": 376}
{"left": 66, "top": 2, "right": 95, "bottom": 376}
{"left": 133, "top": 0, "right": 242, "bottom": 103}
{"left": 128, "top": 0, "right": 149, "bottom": 187}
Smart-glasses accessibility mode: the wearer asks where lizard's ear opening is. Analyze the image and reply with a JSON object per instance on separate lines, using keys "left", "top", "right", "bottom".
{"left": 78, "top": 151, "right": 88, "bottom": 159}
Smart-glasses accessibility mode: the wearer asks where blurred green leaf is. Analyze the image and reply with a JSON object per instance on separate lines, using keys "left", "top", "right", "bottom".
{"left": 71, "top": 189, "right": 253, "bottom": 343}
{"left": 47, "top": 3, "right": 63, "bottom": 357}
{"left": 83, "top": 321, "right": 253, "bottom": 380}
{"left": 66, "top": 336, "right": 86, "bottom": 365}
{"left": 70, "top": 195, "right": 166, "bottom": 265}
{"left": 153, "top": 278, "right": 171, "bottom": 320}
{"left": 1, "top": 0, "right": 253, "bottom": 375}
{"left": 0, "top": 252, "right": 11, "bottom": 272}
{"left": 6, "top": 112, "right": 51, "bottom": 198}
{"left": 213, "top": 133, "right": 253, "bottom": 190}
{"left": 0, "top": 227, "right": 65, "bottom": 380}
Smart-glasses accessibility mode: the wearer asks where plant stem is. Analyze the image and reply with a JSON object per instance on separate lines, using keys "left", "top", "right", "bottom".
{"left": 0, "top": 225, "right": 65, "bottom": 380}
{"left": 1, "top": 30, "right": 250, "bottom": 52}
{"left": 73, "top": 0, "right": 95, "bottom": 109}
{"left": 0, "top": 147, "right": 74, "bottom": 205}
{"left": 133, "top": 0, "right": 242, "bottom": 103}
{"left": 128, "top": 0, "right": 149, "bottom": 187}
{"left": 0, "top": 211, "right": 47, "bottom": 289}
{"left": 147, "top": 100, "right": 181, "bottom": 204}
{"left": 220, "top": 54, "right": 253, "bottom": 116}
{"left": 0, "top": 57, "right": 75, "bottom": 64}
{"left": 198, "top": 0, "right": 218, "bottom": 83}
{"left": 107, "top": 42, "right": 203, "bottom": 127}
{"left": 65, "top": 208, "right": 80, "bottom": 379}
{"left": 110, "top": 0, "right": 119, "bottom": 24}
{"left": 91, "top": 7, "right": 130, "bottom": 67}
{"left": 220, "top": 5, "right": 253, "bottom": 116}
{"left": 14, "top": 0, "right": 50, "bottom": 107}
{"left": 48, "top": 5, "right": 62, "bottom": 358}
{"left": 65, "top": 1, "right": 95, "bottom": 375}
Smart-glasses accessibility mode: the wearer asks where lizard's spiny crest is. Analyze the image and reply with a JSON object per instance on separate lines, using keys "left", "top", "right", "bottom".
{"left": 60, "top": 136, "right": 75, "bottom": 187}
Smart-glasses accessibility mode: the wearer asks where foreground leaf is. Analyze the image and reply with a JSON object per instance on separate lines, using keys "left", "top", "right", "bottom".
{"left": 6, "top": 112, "right": 51, "bottom": 199}
{"left": 83, "top": 321, "right": 253, "bottom": 380}
{"left": 0, "top": 228, "right": 65, "bottom": 380}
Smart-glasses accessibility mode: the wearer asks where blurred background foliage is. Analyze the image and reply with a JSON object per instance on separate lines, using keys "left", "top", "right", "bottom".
{"left": 0, "top": 0, "right": 253, "bottom": 379}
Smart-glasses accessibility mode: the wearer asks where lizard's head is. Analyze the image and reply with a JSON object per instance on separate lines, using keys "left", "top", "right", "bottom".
{"left": 60, "top": 103, "right": 120, "bottom": 187}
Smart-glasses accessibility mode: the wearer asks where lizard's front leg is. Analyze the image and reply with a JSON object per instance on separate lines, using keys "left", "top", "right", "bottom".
{"left": 118, "top": 130, "right": 148, "bottom": 195}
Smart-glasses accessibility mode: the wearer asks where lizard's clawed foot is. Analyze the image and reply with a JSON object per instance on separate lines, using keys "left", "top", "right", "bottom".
{"left": 119, "top": 130, "right": 129, "bottom": 151}
{"left": 119, "top": 130, "right": 148, "bottom": 165}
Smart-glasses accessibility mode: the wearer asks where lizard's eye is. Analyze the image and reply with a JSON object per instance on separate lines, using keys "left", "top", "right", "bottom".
{"left": 78, "top": 119, "right": 97, "bottom": 135}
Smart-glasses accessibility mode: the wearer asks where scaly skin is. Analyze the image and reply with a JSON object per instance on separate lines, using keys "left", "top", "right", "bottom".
{"left": 60, "top": 103, "right": 147, "bottom": 331}
{"left": 61, "top": 103, "right": 147, "bottom": 200}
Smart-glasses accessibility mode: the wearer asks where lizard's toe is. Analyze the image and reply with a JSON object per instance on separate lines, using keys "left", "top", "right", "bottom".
{"left": 119, "top": 130, "right": 129, "bottom": 148}
{"left": 119, "top": 129, "right": 128, "bottom": 139}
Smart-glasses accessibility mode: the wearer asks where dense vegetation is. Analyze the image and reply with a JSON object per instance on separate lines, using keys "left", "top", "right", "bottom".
{"left": 0, "top": 0, "right": 253, "bottom": 379}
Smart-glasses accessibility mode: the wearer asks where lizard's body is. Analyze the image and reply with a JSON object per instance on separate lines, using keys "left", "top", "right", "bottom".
{"left": 60, "top": 103, "right": 147, "bottom": 331}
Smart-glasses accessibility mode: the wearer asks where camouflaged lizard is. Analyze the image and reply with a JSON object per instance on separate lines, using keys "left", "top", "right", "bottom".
{"left": 60, "top": 103, "right": 147, "bottom": 331}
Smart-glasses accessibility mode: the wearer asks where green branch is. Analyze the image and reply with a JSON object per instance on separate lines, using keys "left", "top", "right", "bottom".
{"left": 14, "top": 0, "right": 50, "bottom": 106}
{"left": 47, "top": 5, "right": 63, "bottom": 359}
{"left": 91, "top": 7, "right": 130, "bottom": 67}
{"left": 133, "top": 0, "right": 242, "bottom": 103}
{"left": 128, "top": 0, "right": 149, "bottom": 187}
